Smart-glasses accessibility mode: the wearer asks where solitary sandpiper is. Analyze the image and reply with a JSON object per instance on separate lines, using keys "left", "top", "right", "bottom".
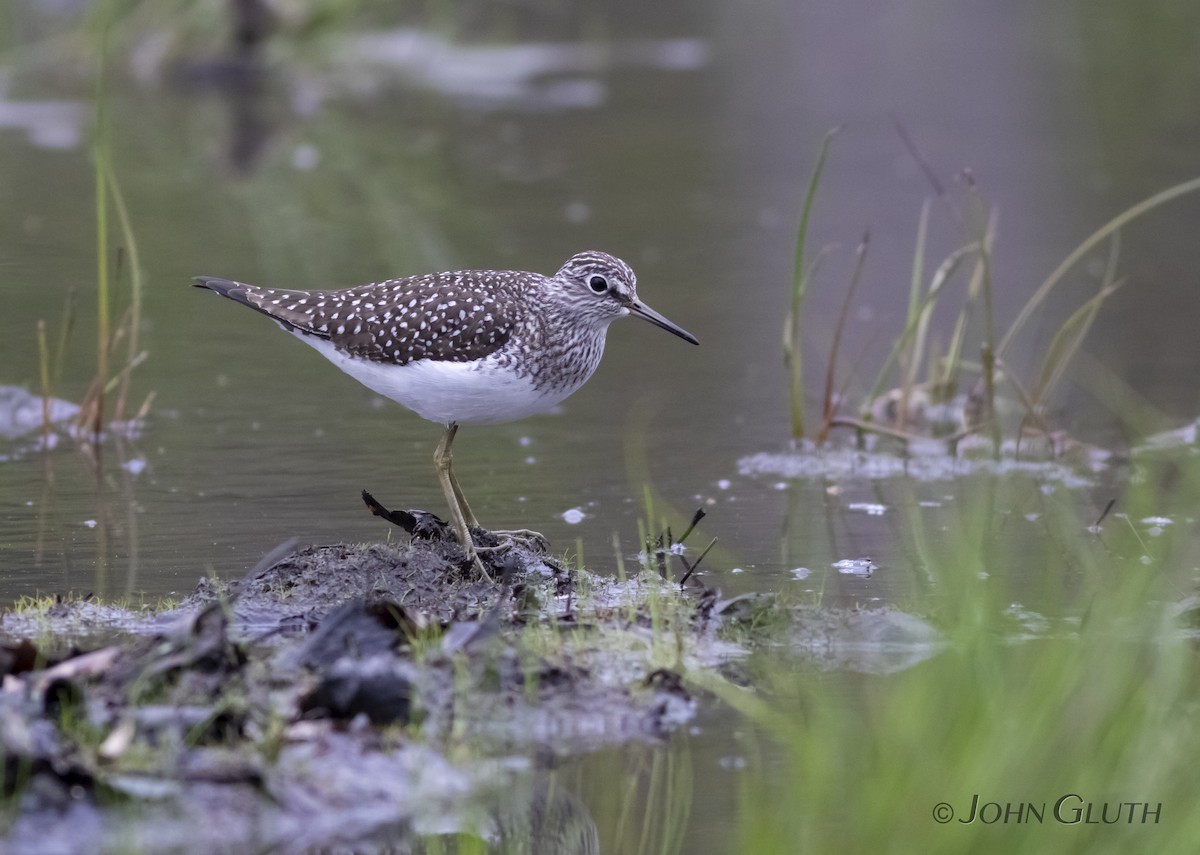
{"left": 193, "top": 251, "right": 698, "bottom": 575}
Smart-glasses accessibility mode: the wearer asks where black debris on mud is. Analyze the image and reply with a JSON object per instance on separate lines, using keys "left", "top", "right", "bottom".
{"left": 0, "top": 536, "right": 704, "bottom": 854}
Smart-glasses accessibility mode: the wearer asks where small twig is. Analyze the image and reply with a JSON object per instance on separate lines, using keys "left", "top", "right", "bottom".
{"left": 945, "top": 423, "right": 982, "bottom": 454}
{"left": 37, "top": 320, "right": 51, "bottom": 448}
{"left": 891, "top": 114, "right": 946, "bottom": 200}
{"left": 818, "top": 232, "right": 870, "bottom": 444}
{"left": 133, "top": 391, "right": 156, "bottom": 422}
{"left": 248, "top": 538, "right": 299, "bottom": 579}
{"left": 654, "top": 533, "right": 668, "bottom": 578}
{"left": 993, "top": 356, "right": 1052, "bottom": 451}
{"left": 102, "top": 349, "right": 148, "bottom": 396}
{"left": 675, "top": 508, "right": 706, "bottom": 545}
{"left": 678, "top": 537, "right": 717, "bottom": 587}
{"left": 1092, "top": 498, "right": 1117, "bottom": 531}
{"left": 362, "top": 490, "right": 419, "bottom": 533}
{"left": 53, "top": 287, "right": 77, "bottom": 389}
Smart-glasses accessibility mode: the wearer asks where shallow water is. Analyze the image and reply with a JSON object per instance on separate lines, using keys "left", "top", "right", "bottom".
{"left": 3, "top": 0, "right": 1200, "bottom": 850}
{"left": 4, "top": 2, "right": 1199, "bottom": 605}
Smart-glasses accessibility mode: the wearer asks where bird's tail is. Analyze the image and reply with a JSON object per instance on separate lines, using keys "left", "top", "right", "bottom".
{"left": 193, "top": 276, "right": 248, "bottom": 301}
{"left": 192, "top": 275, "right": 307, "bottom": 333}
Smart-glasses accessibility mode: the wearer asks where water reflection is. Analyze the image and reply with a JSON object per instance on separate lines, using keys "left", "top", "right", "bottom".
{"left": 1, "top": 0, "right": 1195, "bottom": 601}
{"left": 563, "top": 743, "right": 693, "bottom": 855}
{"left": 424, "top": 776, "right": 602, "bottom": 855}
{"left": 347, "top": 28, "right": 707, "bottom": 109}
{"left": 3, "top": 3, "right": 1200, "bottom": 847}
{"left": 0, "top": 82, "right": 84, "bottom": 150}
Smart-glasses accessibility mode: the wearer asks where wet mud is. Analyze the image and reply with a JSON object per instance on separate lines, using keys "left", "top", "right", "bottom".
{"left": 0, "top": 530, "right": 938, "bottom": 853}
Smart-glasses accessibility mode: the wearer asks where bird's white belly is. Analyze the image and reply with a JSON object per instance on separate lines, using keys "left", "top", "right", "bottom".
{"left": 295, "top": 334, "right": 569, "bottom": 425}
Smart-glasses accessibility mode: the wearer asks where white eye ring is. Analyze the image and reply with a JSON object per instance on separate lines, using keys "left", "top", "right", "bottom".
{"left": 588, "top": 275, "right": 608, "bottom": 293}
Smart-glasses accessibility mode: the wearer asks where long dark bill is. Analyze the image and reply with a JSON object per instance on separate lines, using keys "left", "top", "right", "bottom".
{"left": 629, "top": 300, "right": 699, "bottom": 345}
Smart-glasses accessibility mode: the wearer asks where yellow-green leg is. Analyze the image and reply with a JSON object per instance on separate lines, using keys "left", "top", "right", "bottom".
{"left": 434, "top": 422, "right": 492, "bottom": 581}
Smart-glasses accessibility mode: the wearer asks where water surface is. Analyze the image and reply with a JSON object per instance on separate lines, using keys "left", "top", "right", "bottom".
{"left": 3, "top": 1, "right": 1199, "bottom": 851}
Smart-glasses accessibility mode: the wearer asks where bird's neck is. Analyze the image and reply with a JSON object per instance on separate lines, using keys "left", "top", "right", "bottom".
{"left": 523, "top": 303, "right": 613, "bottom": 393}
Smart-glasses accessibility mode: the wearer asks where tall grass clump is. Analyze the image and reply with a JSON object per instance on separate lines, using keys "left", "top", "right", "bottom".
{"left": 71, "top": 1, "right": 152, "bottom": 450}
{"left": 716, "top": 443, "right": 1200, "bottom": 854}
{"left": 787, "top": 131, "right": 1200, "bottom": 453}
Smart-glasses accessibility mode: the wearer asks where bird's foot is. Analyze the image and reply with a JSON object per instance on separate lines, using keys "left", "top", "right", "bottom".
{"left": 469, "top": 551, "right": 495, "bottom": 583}
{"left": 363, "top": 491, "right": 495, "bottom": 580}
{"left": 475, "top": 528, "right": 550, "bottom": 554}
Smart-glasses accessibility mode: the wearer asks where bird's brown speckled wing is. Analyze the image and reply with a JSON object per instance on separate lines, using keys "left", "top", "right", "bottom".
{"left": 194, "top": 271, "right": 534, "bottom": 365}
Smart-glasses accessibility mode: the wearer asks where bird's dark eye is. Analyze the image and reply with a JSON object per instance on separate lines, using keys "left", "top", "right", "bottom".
{"left": 588, "top": 275, "right": 608, "bottom": 293}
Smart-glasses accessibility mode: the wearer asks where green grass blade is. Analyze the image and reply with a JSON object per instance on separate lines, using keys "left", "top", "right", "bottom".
{"left": 967, "top": 196, "right": 1001, "bottom": 455}
{"left": 105, "top": 160, "right": 144, "bottom": 422}
{"left": 1027, "top": 231, "right": 1121, "bottom": 411}
{"left": 1029, "top": 279, "right": 1124, "bottom": 411}
{"left": 900, "top": 199, "right": 931, "bottom": 395}
{"left": 784, "top": 127, "right": 840, "bottom": 440}
{"left": 861, "top": 241, "right": 978, "bottom": 415}
{"left": 52, "top": 288, "right": 77, "bottom": 388}
{"left": 37, "top": 320, "right": 50, "bottom": 443}
{"left": 790, "top": 127, "right": 841, "bottom": 308}
{"left": 818, "top": 233, "right": 870, "bottom": 443}
{"left": 935, "top": 247, "right": 986, "bottom": 398}
{"left": 89, "top": 2, "right": 113, "bottom": 439}
{"left": 999, "top": 176, "right": 1200, "bottom": 358}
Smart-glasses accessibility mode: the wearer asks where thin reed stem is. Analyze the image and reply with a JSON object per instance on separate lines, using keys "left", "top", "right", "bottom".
{"left": 784, "top": 127, "right": 840, "bottom": 440}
